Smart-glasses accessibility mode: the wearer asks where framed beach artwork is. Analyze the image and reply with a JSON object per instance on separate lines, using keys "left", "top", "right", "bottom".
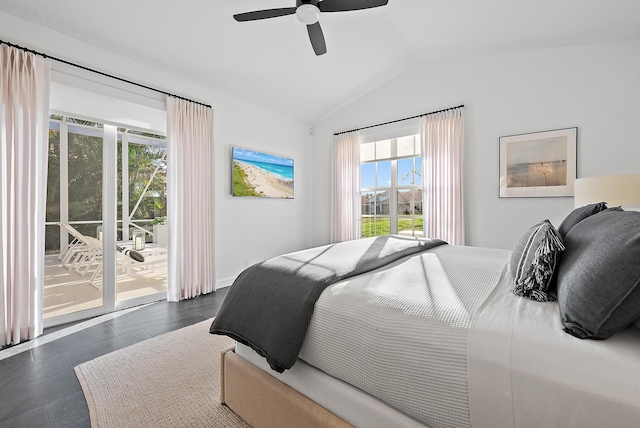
{"left": 499, "top": 127, "right": 577, "bottom": 198}
{"left": 231, "top": 147, "right": 294, "bottom": 199}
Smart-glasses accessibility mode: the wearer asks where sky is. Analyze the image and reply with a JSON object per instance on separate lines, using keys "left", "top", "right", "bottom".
{"left": 361, "top": 157, "right": 422, "bottom": 189}
{"left": 233, "top": 147, "right": 293, "bottom": 167}
{"left": 506, "top": 136, "right": 568, "bottom": 165}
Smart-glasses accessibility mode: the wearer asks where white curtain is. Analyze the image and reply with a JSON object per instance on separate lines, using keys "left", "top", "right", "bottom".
{"left": 420, "top": 107, "right": 465, "bottom": 245}
{"left": 0, "top": 46, "right": 51, "bottom": 345}
{"left": 332, "top": 131, "right": 361, "bottom": 242}
{"left": 166, "top": 97, "right": 215, "bottom": 301}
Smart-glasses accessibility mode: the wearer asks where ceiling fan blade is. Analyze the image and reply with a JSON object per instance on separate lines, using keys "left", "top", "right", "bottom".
{"left": 307, "top": 22, "right": 327, "bottom": 56}
{"left": 318, "top": 0, "right": 388, "bottom": 13}
{"left": 234, "top": 7, "right": 296, "bottom": 22}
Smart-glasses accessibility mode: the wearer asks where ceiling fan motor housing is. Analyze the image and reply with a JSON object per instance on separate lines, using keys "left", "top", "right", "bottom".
{"left": 296, "top": 0, "right": 321, "bottom": 25}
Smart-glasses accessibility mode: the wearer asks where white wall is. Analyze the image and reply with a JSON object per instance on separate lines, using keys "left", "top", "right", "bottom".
{"left": 0, "top": 11, "right": 313, "bottom": 288}
{"left": 311, "top": 40, "right": 640, "bottom": 250}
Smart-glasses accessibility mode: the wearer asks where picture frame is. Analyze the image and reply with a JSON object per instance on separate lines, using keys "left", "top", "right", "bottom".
{"left": 499, "top": 127, "right": 577, "bottom": 198}
{"left": 231, "top": 146, "right": 294, "bottom": 199}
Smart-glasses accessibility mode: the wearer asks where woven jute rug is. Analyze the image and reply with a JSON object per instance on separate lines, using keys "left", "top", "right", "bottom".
{"left": 74, "top": 319, "right": 249, "bottom": 428}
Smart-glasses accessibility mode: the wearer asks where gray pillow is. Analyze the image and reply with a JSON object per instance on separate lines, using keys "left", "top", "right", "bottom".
{"left": 126, "top": 249, "right": 145, "bottom": 263}
{"left": 510, "top": 220, "right": 565, "bottom": 302}
{"left": 557, "top": 208, "right": 640, "bottom": 339}
{"left": 557, "top": 202, "right": 607, "bottom": 238}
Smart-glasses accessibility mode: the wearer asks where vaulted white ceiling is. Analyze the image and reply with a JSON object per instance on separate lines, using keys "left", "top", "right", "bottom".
{"left": 1, "top": 0, "right": 639, "bottom": 124}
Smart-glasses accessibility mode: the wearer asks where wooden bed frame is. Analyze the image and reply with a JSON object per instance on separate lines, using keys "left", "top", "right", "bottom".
{"left": 220, "top": 346, "right": 353, "bottom": 428}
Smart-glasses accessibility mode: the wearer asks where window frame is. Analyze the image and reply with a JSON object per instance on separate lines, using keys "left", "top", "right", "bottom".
{"left": 360, "top": 130, "right": 423, "bottom": 238}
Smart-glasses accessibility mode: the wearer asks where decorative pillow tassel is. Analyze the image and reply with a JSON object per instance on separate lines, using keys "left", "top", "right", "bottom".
{"left": 512, "top": 222, "right": 565, "bottom": 302}
{"left": 529, "top": 226, "right": 565, "bottom": 301}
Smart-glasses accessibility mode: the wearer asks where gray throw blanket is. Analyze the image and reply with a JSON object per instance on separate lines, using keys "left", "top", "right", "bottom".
{"left": 210, "top": 235, "right": 446, "bottom": 372}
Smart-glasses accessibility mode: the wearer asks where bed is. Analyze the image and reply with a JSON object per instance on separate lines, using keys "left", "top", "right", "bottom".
{"left": 211, "top": 205, "right": 640, "bottom": 428}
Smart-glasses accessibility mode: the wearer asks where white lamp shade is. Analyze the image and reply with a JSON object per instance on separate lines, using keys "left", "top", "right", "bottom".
{"left": 574, "top": 174, "right": 640, "bottom": 208}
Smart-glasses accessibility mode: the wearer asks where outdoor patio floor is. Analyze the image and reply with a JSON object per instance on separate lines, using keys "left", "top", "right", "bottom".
{"left": 44, "top": 246, "right": 167, "bottom": 319}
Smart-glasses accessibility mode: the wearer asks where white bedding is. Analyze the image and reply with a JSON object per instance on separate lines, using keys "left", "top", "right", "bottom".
{"left": 299, "top": 245, "right": 509, "bottom": 428}
{"left": 468, "top": 260, "right": 640, "bottom": 428}
{"left": 233, "top": 243, "right": 640, "bottom": 428}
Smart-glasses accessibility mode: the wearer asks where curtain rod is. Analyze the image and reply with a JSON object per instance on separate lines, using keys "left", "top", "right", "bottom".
{"left": 0, "top": 38, "right": 212, "bottom": 109}
{"left": 334, "top": 104, "right": 464, "bottom": 136}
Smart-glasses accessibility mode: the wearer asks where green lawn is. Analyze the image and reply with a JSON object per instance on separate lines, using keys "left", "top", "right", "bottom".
{"left": 361, "top": 217, "right": 423, "bottom": 238}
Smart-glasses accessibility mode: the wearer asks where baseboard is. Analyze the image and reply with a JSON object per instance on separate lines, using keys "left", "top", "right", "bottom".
{"left": 215, "top": 277, "right": 235, "bottom": 289}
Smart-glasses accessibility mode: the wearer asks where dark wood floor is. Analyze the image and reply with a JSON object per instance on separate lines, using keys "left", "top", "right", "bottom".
{"left": 0, "top": 287, "right": 229, "bottom": 428}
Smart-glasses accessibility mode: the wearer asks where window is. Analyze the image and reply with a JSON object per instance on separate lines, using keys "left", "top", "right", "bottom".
{"left": 360, "top": 134, "right": 423, "bottom": 238}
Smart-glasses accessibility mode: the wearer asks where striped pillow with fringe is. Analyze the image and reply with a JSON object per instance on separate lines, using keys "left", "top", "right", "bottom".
{"left": 510, "top": 220, "right": 565, "bottom": 302}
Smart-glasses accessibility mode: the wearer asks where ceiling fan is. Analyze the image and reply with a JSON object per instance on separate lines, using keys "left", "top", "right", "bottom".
{"left": 233, "top": 0, "right": 389, "bottom": 56}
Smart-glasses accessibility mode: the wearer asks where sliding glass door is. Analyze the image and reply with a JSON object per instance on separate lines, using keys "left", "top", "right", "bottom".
{"left": 115, "top": 131, "right": 167, "bottom": 308}
{"left": 44, "top": 119, "right": 105, "bottom": 321}
{"left": 44, "top": 116, "right": 167, "bottom": 327}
